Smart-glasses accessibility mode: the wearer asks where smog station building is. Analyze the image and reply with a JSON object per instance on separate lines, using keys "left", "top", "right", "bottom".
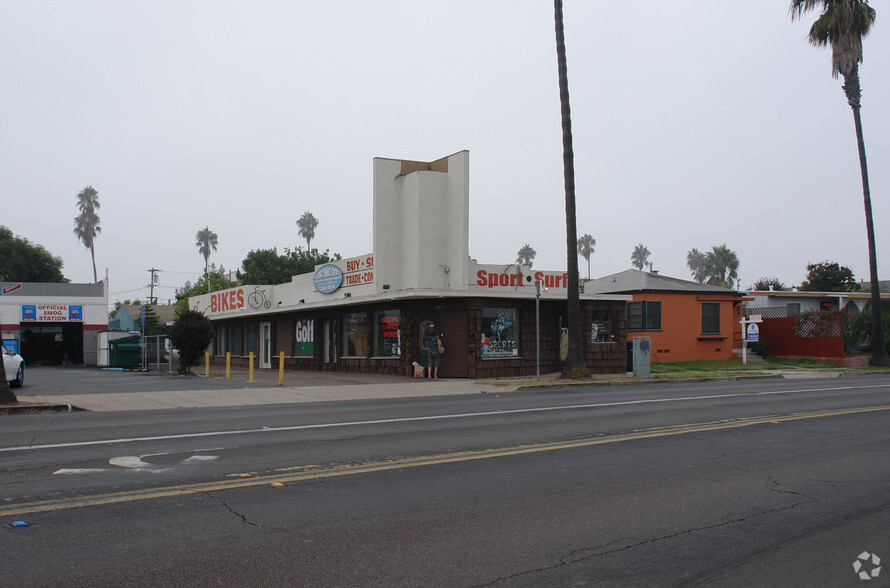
{"left": 191, "top": 151, "right": 630, "bottom": 378}
{"left": 0, "top": 281, "right": 108, "bottom": 366}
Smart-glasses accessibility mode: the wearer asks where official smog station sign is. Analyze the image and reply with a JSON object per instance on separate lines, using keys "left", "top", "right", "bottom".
{"left": 21, "top": 304, "right": 83, "bottom": 322}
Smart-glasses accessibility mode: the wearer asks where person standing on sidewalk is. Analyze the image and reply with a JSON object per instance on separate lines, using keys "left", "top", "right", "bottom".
{"left": 426, "top": 327, "right": 441, "bottom": 379}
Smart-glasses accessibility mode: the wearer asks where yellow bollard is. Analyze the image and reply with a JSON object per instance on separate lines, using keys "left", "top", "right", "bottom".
{"left": 249, "top": 352, "right": 254, "bottom": 382}
{"left": 205, "top": 351, "right": 210, "bottom": 377}
{"left": 226, "top": 352, "right": 231, "bottom": 379}
{"left": 278, "top": 351, "right": 284, "bottom": 386}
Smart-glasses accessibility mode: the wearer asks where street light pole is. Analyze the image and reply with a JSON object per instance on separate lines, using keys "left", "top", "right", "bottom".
{"left": 536, "top": 279, "right": 542, "bottom": 378}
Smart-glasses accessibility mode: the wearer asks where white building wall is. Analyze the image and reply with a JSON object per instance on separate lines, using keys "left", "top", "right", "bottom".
{"left": 373, "top": 151, "right": 469, "bottom": 292}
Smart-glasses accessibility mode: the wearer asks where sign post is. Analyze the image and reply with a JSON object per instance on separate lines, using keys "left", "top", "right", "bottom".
{"left": 740, "top": 314, "right": 762, "bottom": 364}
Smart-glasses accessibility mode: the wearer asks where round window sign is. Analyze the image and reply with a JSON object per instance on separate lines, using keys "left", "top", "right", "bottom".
{"left": 314, "top": 264, "right": 343, "bottom": 294}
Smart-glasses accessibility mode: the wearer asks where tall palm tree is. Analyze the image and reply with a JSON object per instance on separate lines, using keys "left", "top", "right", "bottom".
{"left": 195, "top": 227, "right": 218, "bottom": 294}
{"left": 73, "top": 185, "right": 101, "bottom": 282}
{"left": 296, "top": 211, "right": 319, "bottom": 250}
{"left": 686, "top": 248, "right": 708, "bottom": 283}
{"left": 791, "top": 0, "right": 887, "bottom": 366}
{"left": 705, "top": 244, "right": 739, "bottom": 288}
{"left": 630, "top": 244, "right": 651, "bottom": 270}
{"left": 577, "top": 234, "right": 596, "bottom": 279}
{"left": 554, "top": 0, "right": 588, "bottom": 378}
{"left": 516, "top": 244, "right": 537, "bottom": 268}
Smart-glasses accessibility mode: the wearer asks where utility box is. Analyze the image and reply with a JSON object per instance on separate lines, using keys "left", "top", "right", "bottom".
{"left": 108, "top": 335, "right": 141, "bottom": 368}
{"left": 632, "top": 336, "right": 651, "bottom": 378}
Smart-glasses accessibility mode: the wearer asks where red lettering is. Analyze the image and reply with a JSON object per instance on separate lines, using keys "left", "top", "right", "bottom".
{"left": 476, "top": 270, "right": 488, "bottom": 286}
{"left": 237, "top": 289, "right": 244, "bottom": 308}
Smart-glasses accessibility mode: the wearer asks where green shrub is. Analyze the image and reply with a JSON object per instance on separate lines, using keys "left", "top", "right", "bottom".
{"left": 748, "top": 341, "right": 770, "bottom": 358}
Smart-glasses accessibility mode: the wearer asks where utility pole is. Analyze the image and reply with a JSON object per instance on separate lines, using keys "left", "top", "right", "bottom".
{"left": 148, "top": 268, "right": 160, "bottom": 305}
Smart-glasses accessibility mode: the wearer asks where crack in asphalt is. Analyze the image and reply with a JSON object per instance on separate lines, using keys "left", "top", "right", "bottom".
{"left": 474, "top": 495, "right": 816, "bottom": 586}
{"left": 204, "top": 491, "right": 287, "bottom": 532}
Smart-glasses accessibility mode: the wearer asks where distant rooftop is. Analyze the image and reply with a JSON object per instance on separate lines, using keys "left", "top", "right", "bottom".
{"left": 584, "top": 269, "right": 740, "bottom": 296}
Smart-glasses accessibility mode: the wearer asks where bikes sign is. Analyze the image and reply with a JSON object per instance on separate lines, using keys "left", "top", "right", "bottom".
{"left": 314, "top": 264, "right": 343, "bottom": 294}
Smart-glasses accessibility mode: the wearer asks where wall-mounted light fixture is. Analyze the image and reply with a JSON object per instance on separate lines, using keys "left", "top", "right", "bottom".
{"left": 344, "top": 292, "right": 351, "bottom": 298}
{"left": 299, "top": 299, "right": 305, "bottom": 304}
{"left": 277, "top": 301, "right": 282, "bottom": 306}
{"left": 383, "top": 284, "right": 390, "bottom": 291}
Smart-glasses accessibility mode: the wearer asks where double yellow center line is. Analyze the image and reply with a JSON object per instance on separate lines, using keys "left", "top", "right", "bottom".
{"left": 3, "top": 404, "right": 888, "bottom": 517}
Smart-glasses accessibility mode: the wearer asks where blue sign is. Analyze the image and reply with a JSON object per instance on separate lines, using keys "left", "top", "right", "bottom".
{"left": 2, "top": 339, "right": 18, "bottom": 354}
{"left": 21, "top": 305, "right": 36, "bottom": 321}
{"left": 746, "top": 323, "right": 760, "bottom": 342}
{"left": 69, "top": 305, "right": 83, "bottom": 320}
{"left": 313, "top": 264, "right": 343, "bottom": 294}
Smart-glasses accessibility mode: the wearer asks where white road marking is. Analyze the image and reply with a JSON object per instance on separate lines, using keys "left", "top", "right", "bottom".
{"left": 53, "top": 468, "right": 109, "bottom": 475}
{"left": 109, "top": 456, "right": 153, "bottom": 469}
{"left": 181, "top": 455, "right": 219, "bottom": 464}
{"left": 5, "top": 383, "right": 887, "bottom": 454}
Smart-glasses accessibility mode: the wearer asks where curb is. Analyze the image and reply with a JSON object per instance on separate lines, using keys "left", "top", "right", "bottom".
{"left": 0, "top": 403, "right": 87, "bottom": 415}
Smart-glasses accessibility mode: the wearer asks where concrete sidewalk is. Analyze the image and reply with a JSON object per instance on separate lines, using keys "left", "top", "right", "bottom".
{"left": 18, "top": 367, "right": 529, "bottom": 412}
{"left": 13, "top": 365, "right": 857, "bottom": 413}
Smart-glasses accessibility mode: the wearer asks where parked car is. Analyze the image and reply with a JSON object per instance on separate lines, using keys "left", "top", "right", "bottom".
{"left": 3, "top": 348, "right": 24, "bottom": 388}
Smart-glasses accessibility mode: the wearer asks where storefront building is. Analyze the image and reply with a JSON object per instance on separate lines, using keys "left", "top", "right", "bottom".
{"left": 191, "top": 151, "right": 630, "bottom": 378}
{"left": 0, "top": 281, "right": 109, "bottom": 365}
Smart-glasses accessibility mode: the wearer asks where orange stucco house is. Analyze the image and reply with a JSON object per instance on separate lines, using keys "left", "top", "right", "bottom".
{"left": 584, "top": 269, "right": 747, "bottom": 363}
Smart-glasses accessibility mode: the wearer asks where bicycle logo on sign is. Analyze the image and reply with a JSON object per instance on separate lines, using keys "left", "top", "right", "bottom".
{"left": 247, "top": 286, "right": 272, "bottom": 310}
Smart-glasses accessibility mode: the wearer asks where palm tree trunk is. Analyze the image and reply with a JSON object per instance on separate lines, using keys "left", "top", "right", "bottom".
{"left": 844, "top": 71, "right": 888, "bottom": 366}
{"left": 90, "top": 244, "right": 97, "bottom": 283}
{"left": 554, "top": 0, "right": 588, "bottom": 378}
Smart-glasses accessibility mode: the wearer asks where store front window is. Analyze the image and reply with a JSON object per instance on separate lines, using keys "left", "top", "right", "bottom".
{"left": 230, "top": 325, "right": 242, "bottom": 356}
{"left": 481, "top": 308, "right": 518, "bottom": 358}
{"left": 374, "top": 310, "right": 401, "bottom": 357}
{"left": 344, "top": 312, "right": 369, "bottom": 357}
{"left": 216, "top": 325, "right": 226, "bottom": 355}
{"left": 246, "top": 323, "right": 257, "bottom": 354}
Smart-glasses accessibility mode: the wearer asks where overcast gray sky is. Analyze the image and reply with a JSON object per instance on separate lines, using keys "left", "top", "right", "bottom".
{"left": 3, "top": 1, "right": 888, "bottom": 305}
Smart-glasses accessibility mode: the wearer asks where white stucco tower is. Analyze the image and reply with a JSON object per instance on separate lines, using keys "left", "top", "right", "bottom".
{"left": 372, "top": 150, "right": 470, "bottom": 292}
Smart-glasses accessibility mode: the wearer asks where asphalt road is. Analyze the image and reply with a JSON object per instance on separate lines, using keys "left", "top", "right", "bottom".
{"left": 1, "top": 374, "right": 888, "bottom": 586}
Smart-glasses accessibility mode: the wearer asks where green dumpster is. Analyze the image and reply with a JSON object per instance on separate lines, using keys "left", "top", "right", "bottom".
{"left": 109, "top": 335, "right": 141, "bottom": 368}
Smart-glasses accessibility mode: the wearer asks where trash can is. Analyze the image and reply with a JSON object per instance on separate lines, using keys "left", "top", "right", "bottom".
{"left": 109, "top": 335, "right": 141, "bottom": 368}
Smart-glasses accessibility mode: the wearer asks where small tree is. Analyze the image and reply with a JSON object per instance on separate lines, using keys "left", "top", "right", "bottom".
{"left": 516, "top": 244, "right": 537, "bottom": 268}
{"left": 800, "top": 261, "right": 859, "bottom": 292}
{"left": 195, "top": 227, "right": 219, "bottom": 294}
{"left": 752, "top": 277, "right": 787, "bottom": 291}
{"left": 167, "top": 309, "right": 214, "bottom": 374}
{"left": 296, "top": 211, "right": 319, "bottom": 250}
{"left": 175, "top": 265, "right": 236, "bottom": 314}
{"left": 577, "top": 234, "right": 596, "bottom": 279}
{"left": 73, "top": 186, "right": 101, "bottom": 283}
{"left": 631, "top": 244, "right": 651, "bottom": 270}
{"left": 1, "top": 226, "right": 68, "bottom": 282}
{"left": 686, "top": 248, "right": 708, "bottom": 283}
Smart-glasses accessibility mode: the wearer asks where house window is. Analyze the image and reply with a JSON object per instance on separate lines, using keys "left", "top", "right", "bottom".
{"left": 374, "top": 310, "right": 401, "bottom": 357}
{"left": 481, "top": 308, "right": 518, "bottom": 358}
{"left": 343, "top": 312, "right": 369, "bottom": 357}
{"left": 787, "top": 303, "right": 801, "bottom": 315}
{"left": 628, "top": 301, "right": 661, "bottom": 331}
{"left": 702, "top": 303, "right": 721, "bottom": 334}
{"left": 591, "top": 310, "right": 618, "bottom": 342}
